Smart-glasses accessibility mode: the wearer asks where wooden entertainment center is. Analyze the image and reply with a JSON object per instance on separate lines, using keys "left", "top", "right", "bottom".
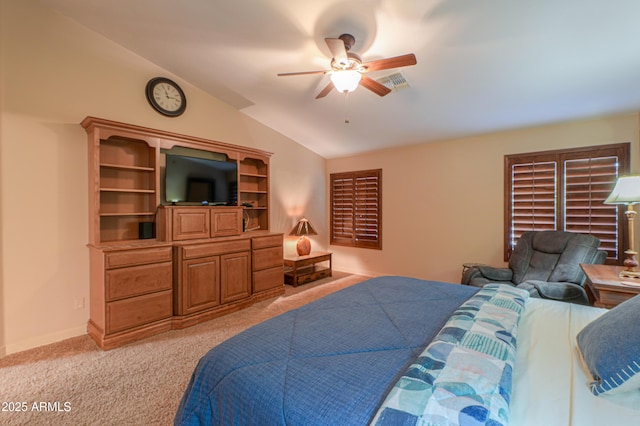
{"left": 83, "top": 117, "right": 284, "bottom": 350}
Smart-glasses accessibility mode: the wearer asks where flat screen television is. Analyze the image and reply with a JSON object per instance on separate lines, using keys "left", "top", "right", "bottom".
{"left": 164, "top": 149, "right": 238, "bottom": 205}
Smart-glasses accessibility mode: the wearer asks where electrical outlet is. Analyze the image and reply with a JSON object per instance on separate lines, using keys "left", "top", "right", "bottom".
{"left": 74, "top": 297, "right": 85, "bottom": 310}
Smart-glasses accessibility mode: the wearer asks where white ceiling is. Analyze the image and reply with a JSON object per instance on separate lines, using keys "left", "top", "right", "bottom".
{"left": 40, "top": 0, "right": 640, "bottom": 158}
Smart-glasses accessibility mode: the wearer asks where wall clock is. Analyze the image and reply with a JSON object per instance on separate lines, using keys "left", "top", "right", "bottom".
{"left": 145, "top": 77, "right": 186, "bottom": 117}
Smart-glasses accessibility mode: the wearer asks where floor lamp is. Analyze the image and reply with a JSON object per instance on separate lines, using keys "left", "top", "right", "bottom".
{"left": 605, "top": 175, "right": 640, "bottom": 278}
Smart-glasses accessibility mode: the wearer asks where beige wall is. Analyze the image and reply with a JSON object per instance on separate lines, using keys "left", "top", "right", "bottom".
{"left": 327, "top": 114, "right": 640, "bottom": 282}
{"left": 0, "top": 1, "right": 326, "bottom": 355}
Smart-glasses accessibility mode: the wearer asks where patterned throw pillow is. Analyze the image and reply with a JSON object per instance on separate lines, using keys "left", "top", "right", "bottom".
{"left": 577, "top": 294, "right": 640, "bottom": 395}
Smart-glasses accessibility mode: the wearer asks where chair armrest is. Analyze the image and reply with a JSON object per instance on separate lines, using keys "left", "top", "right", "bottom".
{"left": 477, "top": 266, "right": 514, "bottom": 282}
{"left": 461, "top": 266, "right": 482, "bottom": 284}
{"left": 520, "top": 280, "right": 589, "bottom": 305}
{"left": 461, "top": 265, "right": 513, "bottom": 285}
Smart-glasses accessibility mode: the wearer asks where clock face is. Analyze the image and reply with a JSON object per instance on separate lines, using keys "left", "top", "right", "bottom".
{"left": 145, "top": 77, "right": 186, "bottom": 117}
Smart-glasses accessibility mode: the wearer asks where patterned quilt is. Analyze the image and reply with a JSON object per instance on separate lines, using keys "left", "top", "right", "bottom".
{"left": 372, "top": 284, "right": 529, "bottom": 426}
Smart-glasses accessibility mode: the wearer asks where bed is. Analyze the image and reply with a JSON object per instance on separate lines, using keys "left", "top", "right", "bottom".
{"left": 174, "top": 276, "right": 640, "bottom": 425}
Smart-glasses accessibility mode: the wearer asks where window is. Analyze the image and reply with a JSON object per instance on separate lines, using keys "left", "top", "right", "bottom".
{"left": 330, "top": 169, "right": 382, "bottom": 249}
{"left": 505, "top": 143, "right": 629, "bottom": 263}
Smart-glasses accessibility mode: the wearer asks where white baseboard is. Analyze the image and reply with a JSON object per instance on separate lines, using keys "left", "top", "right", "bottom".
{"left": 3, "top": 326, "right": 87, "bottom": 356}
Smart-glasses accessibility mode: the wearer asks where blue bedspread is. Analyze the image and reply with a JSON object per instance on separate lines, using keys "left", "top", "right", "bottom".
{"left": 174, "top": 276, "right": 479, "bottom": 425}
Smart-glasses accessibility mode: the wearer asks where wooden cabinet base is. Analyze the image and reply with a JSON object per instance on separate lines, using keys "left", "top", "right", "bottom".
{"left": 172, "top": 298, "right": 254, "bottom": 330}
{"left": 88, "top": 287, "right": 285, "bottom": 349}
{"left": 87, "top": 318, "right": 173, "bottom": 351}
{"left": 174, "top": 283, "right": 285, "bottom": 328}
{"left": 171, "top": 283, "right": 284, "bottom": 331}
{"left": 249, "top": 285, "right": 285, "bottom": 303}
{"left": 88, "top": 233, "right": 284, "bottom": 350}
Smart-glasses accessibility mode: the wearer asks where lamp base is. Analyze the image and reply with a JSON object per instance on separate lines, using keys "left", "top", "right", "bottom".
{"left": 621, "top": 248, "right": 639, "bottom": 279}
{"left": 620, "top": 269, "right": 640, "bottom": 279}
{"left": 296, "top": 236, "right": 311, "bottom": 256}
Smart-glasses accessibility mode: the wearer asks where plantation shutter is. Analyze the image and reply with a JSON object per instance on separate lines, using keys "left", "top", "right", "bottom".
{"left": 505, "top": 143, "right": 629, "bottom": 263}
{"left": 330, "top": 174, "right": 355, "bottom": 245}
{"left": 354, "top": 171, "right": 381, "bottom": 247}
{"left": 563, "top": 155, "right": 621, "bottom": 262}
{"left": 509, "top": 160, "right": 557, "bottom": 250}
{"left": 330, "top": 169, "right": 382, "bottom": 249}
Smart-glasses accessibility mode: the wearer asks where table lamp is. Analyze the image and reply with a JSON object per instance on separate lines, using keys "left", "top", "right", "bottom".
{"left": 289, "top": 218, "right": 317, "bottom": 256}
{"left": 604, "top": 175, "right": 640, "bottom": 278}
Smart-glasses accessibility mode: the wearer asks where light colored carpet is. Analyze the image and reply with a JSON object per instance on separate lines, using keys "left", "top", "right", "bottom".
{"left": 0, "top": 272, "right": 369, "bottom": 426}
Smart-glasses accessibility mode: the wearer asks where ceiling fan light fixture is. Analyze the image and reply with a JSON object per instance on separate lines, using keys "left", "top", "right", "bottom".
{"left": 278, "top": 33, "right": 416, "bottom": 100}
{"left": 330, "top": 70, "right": 362, "bottom": 93}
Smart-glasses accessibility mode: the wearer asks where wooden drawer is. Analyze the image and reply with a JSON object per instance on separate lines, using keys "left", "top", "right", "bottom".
{"left": 106, "top": 261, "right": 172, "bottom": 301}
{"left": 106, "top": 290, "right": 172, "bottom": 334}
{"left": 599, "top": 289, "right": 636, "bottom": 307}
{"left": 253, "top": 266, "right": 284, "bottom": 293}
{"left": 252, "top": 234, "right": 283, "bottom": 249}
{"left": 105, "top": 246, "right": 172, "bottom": 269}
{"left": 286, "top": 268, "right": 331, "bottom": 286}
{"left": 253, "top": 246, "right": 283, "bottom": 271}
{"left": 182, "top": 239, "right": 251, "bottom": 259}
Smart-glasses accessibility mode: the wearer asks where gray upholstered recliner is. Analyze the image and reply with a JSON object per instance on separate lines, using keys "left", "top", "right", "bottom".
{"left": 461, "top": 231, "right": 607, "bottom": 305}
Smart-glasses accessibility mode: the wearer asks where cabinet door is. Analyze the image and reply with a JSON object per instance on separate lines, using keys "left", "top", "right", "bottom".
{"left": 172, "top": 208, "right": 210, "bottom": 240}
{"left": 211, "top": 209, "right": 242, "bottom": 237}
{"left": 180, "top": 255, "right": 220, "bottom": 314}
{"left": 220, "top": 251, "right": 251, "bottom": 304}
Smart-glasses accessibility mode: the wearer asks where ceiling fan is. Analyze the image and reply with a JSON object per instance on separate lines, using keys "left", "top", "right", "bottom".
{"left": 277, "top": 33, "right": 417, "bottom": 99}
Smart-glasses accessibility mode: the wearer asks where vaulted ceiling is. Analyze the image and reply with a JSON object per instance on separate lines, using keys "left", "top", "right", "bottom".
{"left": 41, "top": 0, "right": 640, "bottom": 158}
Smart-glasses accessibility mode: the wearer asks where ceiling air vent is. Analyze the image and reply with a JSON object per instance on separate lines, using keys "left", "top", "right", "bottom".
{"left": 375, "top": 72, "right": 410, "bottom": 92}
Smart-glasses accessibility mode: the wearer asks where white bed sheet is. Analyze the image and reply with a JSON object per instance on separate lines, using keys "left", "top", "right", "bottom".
{"left": 510, "top": 298, "right": 640, "bottom": 426}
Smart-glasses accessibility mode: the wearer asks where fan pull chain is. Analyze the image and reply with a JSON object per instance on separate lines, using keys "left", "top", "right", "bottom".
{"left": 343, "top": 90, "right": 350, "bottom": 124}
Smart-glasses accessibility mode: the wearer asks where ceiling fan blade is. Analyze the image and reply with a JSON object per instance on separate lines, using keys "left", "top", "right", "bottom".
{"left": 361, "top": 53, "right": 417, "bottom": 72}
{"left": 277, "top": 70, "right": 328, "bottom": 77}
{"left": 359, "top": 75, "right": 392, "bottom": 97}
{"left": 325, "top": 37, "right": 348, "bottom": 65}
{"left": 315, "top": 81, "right": 334, "bottom": 99}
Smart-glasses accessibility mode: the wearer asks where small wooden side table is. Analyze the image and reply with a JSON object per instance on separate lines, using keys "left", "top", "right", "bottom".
{"left": 284, "top": 252, "right": 332, "bottom": 287}
{"left": 581, "top": 264, "right": 640, "bottom": 308}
